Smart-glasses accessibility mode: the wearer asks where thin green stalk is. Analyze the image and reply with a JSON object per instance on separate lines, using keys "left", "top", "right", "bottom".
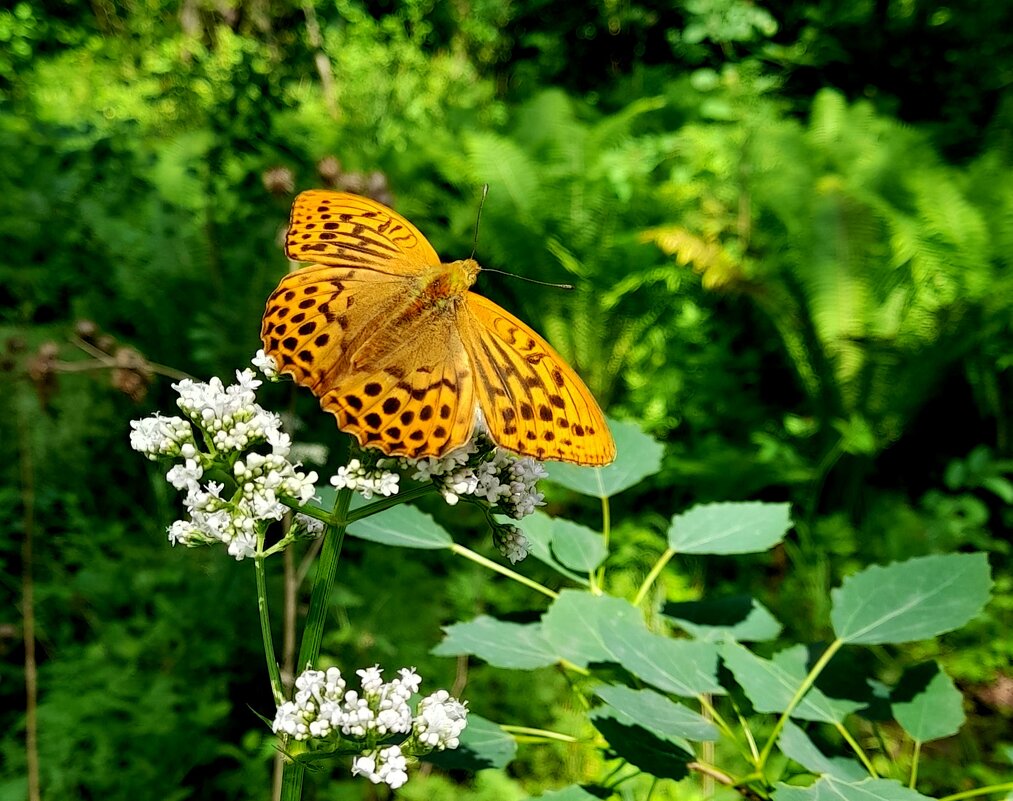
{"left": 450, "top": 543, "right": 558, "bottom": 598}
{"left": 346, "top": 484, "right": 436, "bottom": 523}
{"left": 499, "top": 725, "right": 579, "bottom": 744}
{"left": 595, "top": 495, "right": 611, "bottom": 588}
{"left": 834, "top": 720, "right": 878, "bottom": 778}
{"left": 938, "top": 783, "right": 1013, "bottom": 801}
{"left": 698, "top": 695, "right": 756, "bottom": 764}
{"left": 281, "top": 499, "right": 331, "bottom": 523}
{"left": 633, "top": 547, "right": 675, "bottom": 606}
{"left": 757, "top": 638, "right": 844, "bottom": 770}
{"left": 280, "top": 487, "right": 353, "bottom": 801}
{"left": 909, "top": 739, "right": 922, "bottom": 789}
{"left": 255, "top": 551, "right": 284, "bottom": 706}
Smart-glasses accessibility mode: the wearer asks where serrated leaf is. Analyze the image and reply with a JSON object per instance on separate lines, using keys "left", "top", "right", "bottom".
{"left": 667, "top": 502, "right": 792, "bottom": 554}
{"left": 594, "top": 685, "right": 717, "bottom": 741}
{"left": 347, "top": 504, "right": 453, "bottom": 549}
{"left": 779, "top": 721, "right": 867, "bottom": 781}
{"left": 663, "top": 595, "right": 782, "bottom": 642}
{"left": 773, "top": 776, "right": 934, "bottom": 801}
{"left": 432, "top": 616, "right": 556, "bottom": 670}
{"left": 721, "top": 642, "right": 865, "bottom": 723}
{"left": 597, "top": 620, "right": 723, "bottom": 696}
{"left": 424, "top": 713, "right": 516, "bottom": 770}
{"left": 545, "top": 419, "right": 663, "bottom": 498}
{"left": 831, "top": 553, "right": 992, "bottom": 644}
{"left": 513, "top": 512, "right": 590, "bottom": 585}
{"left": 891, "top": 662, "right": 965, "bottom": 742}
{"left": 541, "top": 590, "right": 644, "bottom": 668}
{"left": 550, "top": 518, "right": 607, "bottom": 572}
{"left": 589, "top": 707, "right": 693, "bottom": 780}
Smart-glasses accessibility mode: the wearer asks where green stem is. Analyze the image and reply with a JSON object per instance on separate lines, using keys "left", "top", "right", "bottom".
{"left": 909, "top": 739, "right": 922, "bottom": 788}
{"left": 255, "top": 551, "right": 284, "bottom": 706}
{"left": 633, "top": 547, "right": 675, "bottom": 606}
{"left": 697, "top": 695, "right": 755, "bottom": 764}
{"left": 450, "top": 543, "right": 558, "bottom": 599}
{"left": 834, "top": 720, "right": 878, "bottom": 778}
{"left": 499, "top": 724, "right": 579, "bottom": 743}
{"left": 280, "top": 487, "right": 353, "bottom": 801}
{"left": 346, "top": 484, "right": 436, "bottom": 523}
{"left": 938, "top": 783, "right": 1013, "bottom": 801}
{"left": 756, "top": 638, "right": 844, "bottom": 771}
{"left": 595, "top": 495, "right": 611, "bottom": 588}
{"left": 281, "top": 499, "right": 331, "bottom": 523}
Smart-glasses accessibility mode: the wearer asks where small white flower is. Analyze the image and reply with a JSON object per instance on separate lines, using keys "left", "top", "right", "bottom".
{"left": 252, "top": 349, "right": 280, "bottom": 379}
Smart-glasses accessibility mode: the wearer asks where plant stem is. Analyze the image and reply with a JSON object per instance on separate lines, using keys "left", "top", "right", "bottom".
{"left": 450, "top": 543, "right": 558, "bottom": 598}
{"left": 756, "top": 638, "right": 844, "bottom": 770}
{"left": 17, "top": 399, "right": 40, "bottom": 801}
{"left": 834, "top": 720, "right": 878, "bottom": 777}
{"left": 345, "top": 484, "right": 435, "bottom": 523}
{"left": 595, "top": 495, "right": 611, "bottom": 588}
{"left": 255, "top": 550, "right": 285, "bottom": 706}
{"left": 280, "top": 487, "right": 353, "bottom": 801}
{"left": 633, "top": 547, "right": 675, "bottom": 606}
{"left": 938, "top": 783, "right": 1013, "bottom": 801}
{"left": 909, "top": 739, "right": 922, "bottom": 788}
{"left": 499, "top": 724, "right": 579, "bottom": 743}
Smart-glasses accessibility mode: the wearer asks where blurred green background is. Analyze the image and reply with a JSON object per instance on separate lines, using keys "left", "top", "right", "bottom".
{"left": 2, "top": 0, "right": 1011, "bottom": 798}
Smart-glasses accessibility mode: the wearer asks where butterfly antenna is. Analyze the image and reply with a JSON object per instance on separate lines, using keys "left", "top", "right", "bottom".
{"left": 470, "top": 184, "right": 490, "bottom": 260}
{"left": 482, "top": 269, "right": 574, "bottom": 291}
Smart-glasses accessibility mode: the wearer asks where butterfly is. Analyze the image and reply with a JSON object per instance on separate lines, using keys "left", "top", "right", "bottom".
{"left": 261, "top": 190, "right": 616, "bottom": 466}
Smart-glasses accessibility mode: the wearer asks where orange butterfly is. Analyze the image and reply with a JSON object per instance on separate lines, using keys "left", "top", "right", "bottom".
{"left": 261, "top": 191, "right": 615, "bottom": 466}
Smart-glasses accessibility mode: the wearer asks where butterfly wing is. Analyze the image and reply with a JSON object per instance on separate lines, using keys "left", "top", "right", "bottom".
{"left": 262, "top": 264, "right": 476, "bottom": 459}
{"left": 460, "top": 293, "right": 616, "bottom": 466}
{"left": 286, "top": 190, "right": 440, "bottom": 274}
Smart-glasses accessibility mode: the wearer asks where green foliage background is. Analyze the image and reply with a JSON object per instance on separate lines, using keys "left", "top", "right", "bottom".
{"left": 1, "top": 0, "right": 1011, "bottom": 798}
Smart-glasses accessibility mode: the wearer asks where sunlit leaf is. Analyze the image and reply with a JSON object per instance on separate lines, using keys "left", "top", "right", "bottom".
{"left": 663, "top": 595, "right": 782, "bottom": 642}
{"left": 831, "top": 553, "right": 992, "bottom": 644}
{"left": 432, "top": 616, "right": 556, "bottom": 670}
{"left": 779, "top": 721, "right": 867, "bottom": 781}
{"left": 541, "top": 590, "right": 644, "bottom": 668}
{"left": 594, "top": 685, "right": 718, "bottom": 741}
{"left": 891, "top": 662, "right": 965, "bottom": 742}
{"left": 347, "top": 504, "right": 453, "bottom": 550}
{"left": 667, "top": 502, "right": 792, "bottom": 554}
{"left": 425, "top": 713, "right": 517, "bottom": 770}
{"left": 773, "top": 776, "right": 934, "bottom": 801}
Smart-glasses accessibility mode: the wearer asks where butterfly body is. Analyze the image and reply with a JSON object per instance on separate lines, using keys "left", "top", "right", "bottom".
{"left": 262, "top": 191, "right": 615, "bottom": 466}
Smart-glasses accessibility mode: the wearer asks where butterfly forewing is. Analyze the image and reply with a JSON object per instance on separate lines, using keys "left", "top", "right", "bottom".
{"left": 460, "top": 293, "right": 616, "bottom": 466}
{"left": 286, "top": 190, "right": 439, "bottom": 274}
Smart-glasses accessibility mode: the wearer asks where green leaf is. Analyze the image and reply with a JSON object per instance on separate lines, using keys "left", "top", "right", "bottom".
{"left": 432, "top": 616, "right": 557, "bottom": 670}
{"left": 830, "top": 553, "right": 992, "bottom": 644}
{"left": 550, "top": 518, "right": 607, "bottom": 572}
{"left": 663, "top": 595, "right": 783, "bottom": 642}
{"left": 424, "top": 713, "right": 517, "bottom": 770}
{"left": 347, "top": 504, "right": 453, "bottom": 550}
{"left": 720, "top": 642, "right": 865, "bottom": 724}
{"left": 779, "top": 721, "right": 867, "bottom": 781}
{"left": 773, "top": 776, "right": 935, "bottom": 801}
{"left": 589, "top": 706, "right": 694, "bottom": 780}
{"left": 524, "top": 787, "right": 602, "bottom": 801}
{"left": 597, "top": 620, "right": 723, "bottom": 696}
{"left": 541, "top": 590, "right": 644, "bottom": 668}
{"left": 594, "top": 685, "right": 718, "bottom": 741}
{"left": 545, "top": 419, "right": 663, "bottom": 498}
{"left": 891, "top": 662, "right": 965, "bottom": 742}
{"left": 667, "top": 502, "right": 792, "bottom": 554}
{"left": 514, "top": 512, "right": 590, "bottom": 585}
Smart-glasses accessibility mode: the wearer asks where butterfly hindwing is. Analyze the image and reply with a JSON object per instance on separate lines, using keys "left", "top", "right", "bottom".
{"left": 317, "top": 310, "right": 476, "bottom": 459}
{"left": 460, "top": 293, "right": 616, "bottom": 466}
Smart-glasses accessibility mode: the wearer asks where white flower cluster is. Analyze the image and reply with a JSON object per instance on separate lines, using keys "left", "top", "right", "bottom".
{"left": 401, "top": 437, "right": 547, "bottom": 519}
{"left": 330, "top": 458, "right": 400, "bottom": 499}
{"left": 492, "top": 524, "right": 531, "bottom": 564}
{"left": 273, "top": 664, "right": 468, "bottom": 790}
{"left": 129, "top": 367, "right": 318, "bottom": 560}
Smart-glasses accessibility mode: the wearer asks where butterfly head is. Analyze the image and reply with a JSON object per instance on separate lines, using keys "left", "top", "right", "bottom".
{"left": 445, "top": 258, "right": 481, "bottom": 294}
